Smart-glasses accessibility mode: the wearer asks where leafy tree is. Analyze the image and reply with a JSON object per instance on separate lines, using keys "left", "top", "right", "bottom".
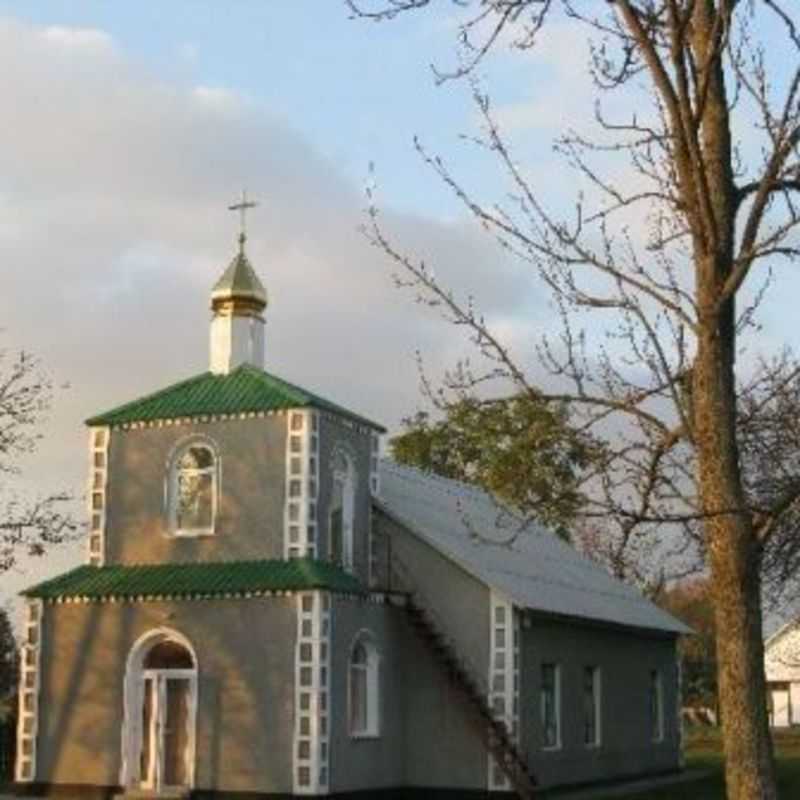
{"left": 0, "top": 346, "right": 77, "bottom": 574}
{"left": 349, "top": 1, "right": 800, "bottom": 796}
{"left": 390, "top": 395, "right": 601, "bottom": 536}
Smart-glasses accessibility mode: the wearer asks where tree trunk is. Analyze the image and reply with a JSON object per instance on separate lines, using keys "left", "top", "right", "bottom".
{"left": 694, "top": 322, "right": 777, "bottom": 800}
{"left": 688, "top": 4, "right": 778, "bottom": 796}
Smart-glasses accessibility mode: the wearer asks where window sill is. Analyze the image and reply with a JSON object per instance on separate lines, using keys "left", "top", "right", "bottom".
{"left": 168, "top": 530, "right": 216, "bottom": 539}
{"left": 541, "top": 744, "right": 562, "bottom": 752}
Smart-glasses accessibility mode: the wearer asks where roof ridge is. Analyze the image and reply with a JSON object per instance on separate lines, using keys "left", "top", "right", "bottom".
{"left": 237, "top": 364, "right": 312, "bottom": 404}
{"left": 379, "top": 458, "right": 495, "bottom": 501}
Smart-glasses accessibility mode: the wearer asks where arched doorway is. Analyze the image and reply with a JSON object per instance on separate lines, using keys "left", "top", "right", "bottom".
{"left": 122, "top": 629, "right": 198, "bottom": 793}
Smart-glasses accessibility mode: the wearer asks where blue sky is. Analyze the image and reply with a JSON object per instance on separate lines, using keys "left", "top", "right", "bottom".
{"left": 1, "top": 3, "right": 799, "bottom": 604}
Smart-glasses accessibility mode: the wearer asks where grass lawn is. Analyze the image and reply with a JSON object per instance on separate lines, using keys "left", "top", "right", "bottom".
{"left": 590, "top": 728, "right": 800, "bottom": 799}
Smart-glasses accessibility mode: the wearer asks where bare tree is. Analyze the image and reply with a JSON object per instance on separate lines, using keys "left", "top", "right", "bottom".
{"left": 738, "top": 353, "right": 800, "bottom": 614}
{"left": 349, "top": 1, "right": 800, "bottom": 797}
{"left": 0, "top": 346, "right": 77, "bottom": 574}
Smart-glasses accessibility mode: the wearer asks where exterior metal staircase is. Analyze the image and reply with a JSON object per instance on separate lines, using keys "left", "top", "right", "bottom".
{"left": 391, "top": 558, "right": 537, "bottom": 799}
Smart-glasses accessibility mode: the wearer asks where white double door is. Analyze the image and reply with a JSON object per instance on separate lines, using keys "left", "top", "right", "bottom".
{"left": 139, "top": 670, "right": 196, "bottom": 793}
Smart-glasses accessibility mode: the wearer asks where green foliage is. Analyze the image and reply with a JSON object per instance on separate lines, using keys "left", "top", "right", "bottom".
{"left": 390, "top": 395, "right": 601, "bottom": 536}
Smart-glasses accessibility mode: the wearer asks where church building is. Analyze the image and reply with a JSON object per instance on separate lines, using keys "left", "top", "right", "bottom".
{"left": 15, "top": 213, "right": 689, "bottom": 798}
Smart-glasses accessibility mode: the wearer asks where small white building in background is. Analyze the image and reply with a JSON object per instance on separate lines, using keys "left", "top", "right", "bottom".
{"left": 765, "top": 621, "right": 800, "bottom": 727}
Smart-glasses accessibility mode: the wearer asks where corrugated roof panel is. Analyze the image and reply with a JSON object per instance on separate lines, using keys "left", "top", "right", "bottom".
{"left": 22, "top": 558, "right": 365, "bottom": 601}
{"left": 85, "top": 364, "right": 385, "bottom": 431}
{"left": 377, "top": 460, "right": 690, "bottom": 635}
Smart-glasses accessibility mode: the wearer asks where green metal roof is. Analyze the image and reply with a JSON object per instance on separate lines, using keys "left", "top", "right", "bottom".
{"left": 211, "top": 249, "right": 267, "bottom": 305}
{"left": 85, "top": 364, "right": 385, "bottom": 431}
{"left": 22, "top": 558, "right": 365, "bottom": 602}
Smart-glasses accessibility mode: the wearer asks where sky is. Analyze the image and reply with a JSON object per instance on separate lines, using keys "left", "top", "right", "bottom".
{"left": 1, "top": 3, "right": 799, "bottom": 607}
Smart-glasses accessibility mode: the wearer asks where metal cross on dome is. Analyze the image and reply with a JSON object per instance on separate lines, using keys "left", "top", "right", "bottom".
{"left": 228, "top": 189, "right": 258, "bottom": 249}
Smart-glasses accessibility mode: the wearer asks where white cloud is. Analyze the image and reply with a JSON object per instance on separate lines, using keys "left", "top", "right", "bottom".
{"left": 40, "top": 24, "right": 113, "bottom": 51}
{"left": 191, "top": 85, "right": 244, "bottom": 112}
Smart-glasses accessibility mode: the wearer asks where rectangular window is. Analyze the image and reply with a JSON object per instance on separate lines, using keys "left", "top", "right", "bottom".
{"left": 650, "top": 669, "right": 664, "bottom": 742}
{"left": 540, "top": 663, "right": 561, "bottom": 749}
{"left": 583, "top": 666, "right": 601, "bottom": 746}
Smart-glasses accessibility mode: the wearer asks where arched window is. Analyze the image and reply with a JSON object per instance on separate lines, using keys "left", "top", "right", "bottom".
{"left": 349, "top": 633, "right": 380, "bottom": 737}
{"left": 329, "top": 450, "right": 355, "bottom": 570}
{"left": 168, "top": 440, "right": 217, "bottom": 536}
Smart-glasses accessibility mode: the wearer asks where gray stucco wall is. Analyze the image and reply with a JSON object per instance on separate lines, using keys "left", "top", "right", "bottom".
{"left": 35, "top": 597, "right": 295, "bottom": 793}
{"left": 520, "top": 617, "right": 681, "bottom": 789}
{"left": 357, "top": 511, "right": 493, "bottom": 791}
{"left": 328, "top": 598, "right": 406, "bottom": 792}
{"left": 330, "top": 596, "right": 489, "bottom": 792}
{"left": 316, "top": 415, "right": 372, "bottom": 584}
{"left": 374, "top": 510, "right": 491, "bottom": 680}
{"left": 399, "top": 611, "right": 489, "bottom": 790}
{"left": 104, "top": 416, "right": 286, "bottom": 564}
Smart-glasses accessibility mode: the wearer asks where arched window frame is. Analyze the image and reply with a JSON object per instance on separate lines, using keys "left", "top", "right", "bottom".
{"left": 329, "top": 448, "right": 356, "bottom": 571}
{"left": 166, "top": 437, "right": 219, "bottom": 538}
{"left": 348, "top": 631, "right": 380, "bottom": 738}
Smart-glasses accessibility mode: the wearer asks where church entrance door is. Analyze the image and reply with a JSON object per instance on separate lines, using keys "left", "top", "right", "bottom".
{"left": 124, "top": 632, "right": 197, "bottom": 795}
{"left": 140, "top": 671, "right": 195, "bottom": 793}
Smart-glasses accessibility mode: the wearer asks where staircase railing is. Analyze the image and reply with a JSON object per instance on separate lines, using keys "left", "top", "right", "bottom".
{"left": 389, "top": 553, "right": 537, "bottom": 799}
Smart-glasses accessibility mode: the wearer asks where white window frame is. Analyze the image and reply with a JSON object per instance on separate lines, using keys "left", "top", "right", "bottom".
{"left": 651, "top": 669, "right": 665, "bottom": 742}
{"left": 583, "top": 665, "right": 602, "bottom": 747}
{"left": 540, "top": 662, "right": 561, "bottom": 751}
{"left": 166, "top": 438, "right": 219, "bottom": 538}
{"left": 121, "top": 628, "right": 198, "bottom": 792}
{"left": 348, "top": 632, "right": 380, "bottom": 739}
